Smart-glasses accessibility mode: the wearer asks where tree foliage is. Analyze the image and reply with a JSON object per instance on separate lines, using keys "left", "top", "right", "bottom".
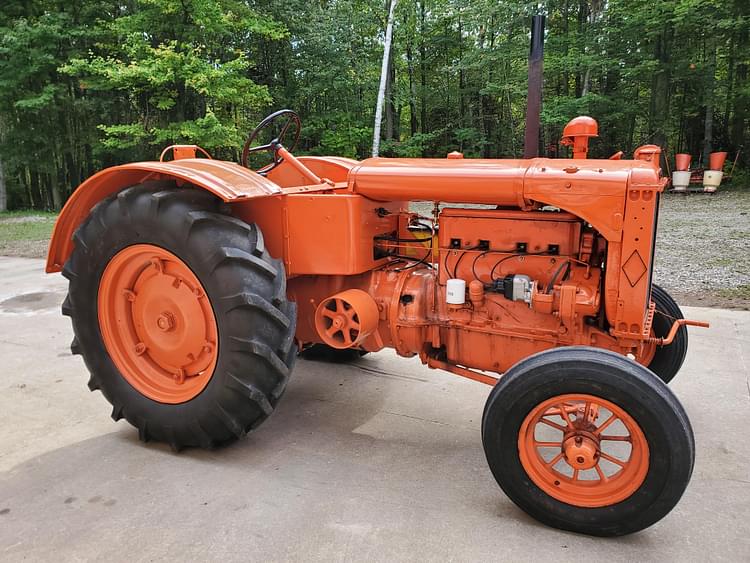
{"left": 0, "top": 0, "right": 747, "bottom": 210}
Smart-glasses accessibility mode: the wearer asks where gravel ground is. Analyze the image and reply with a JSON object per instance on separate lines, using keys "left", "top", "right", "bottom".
{"left": 0, "top": 238, "right": 49, "bottom": 258}
{"left": 654, "top": 190, "right": 750, "bottom": 309}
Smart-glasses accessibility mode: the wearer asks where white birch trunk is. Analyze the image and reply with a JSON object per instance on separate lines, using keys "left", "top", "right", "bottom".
{"left": 372, "top": 0, "right": 398, "bottom": 157}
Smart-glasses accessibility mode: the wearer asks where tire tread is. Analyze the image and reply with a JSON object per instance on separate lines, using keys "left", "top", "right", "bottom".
{"left": 62, "top": 183, "right": 297, "bottom": 450}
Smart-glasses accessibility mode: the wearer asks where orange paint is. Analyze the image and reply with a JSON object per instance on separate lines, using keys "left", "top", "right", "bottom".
{"left": 48, "top": 115, "right": 708, "bottom": 389}
{"left": 97, "top": 245, "right": 218, "bottom": 404}
{"left": 709, "top": 151, "right": 728, "bottom": 171}
{"left": 314, "top": 289, "right": 381, "bottom": 349}
{"left": 674, "top": 153, "right": 691, "bottom": 171}
{"left": 560, "top": 116, "right": 598, "bottom": 159}
{"left": 518, "top": 394, "right": 649, "bottom": 507}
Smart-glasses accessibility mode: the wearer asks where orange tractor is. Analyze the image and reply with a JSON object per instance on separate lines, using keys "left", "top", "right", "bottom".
{"left": 47, "top": 111, "right": 707, "bottom": 536}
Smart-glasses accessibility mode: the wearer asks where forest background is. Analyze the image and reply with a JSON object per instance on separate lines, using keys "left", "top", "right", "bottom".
{"left": 0, "top": 0, "right": 747, "bottom": 210}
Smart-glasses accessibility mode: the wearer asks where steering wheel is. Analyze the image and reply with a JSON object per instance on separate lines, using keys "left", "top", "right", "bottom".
{"left": 241, "top": 109, "right": 301, "bottom": 174}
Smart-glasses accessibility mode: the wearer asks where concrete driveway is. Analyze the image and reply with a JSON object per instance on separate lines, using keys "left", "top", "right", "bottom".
{"left": 1, "top": 256, "right": 748, "bottom": 561}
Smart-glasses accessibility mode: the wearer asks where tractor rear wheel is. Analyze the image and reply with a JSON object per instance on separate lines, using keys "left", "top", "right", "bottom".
{"left": 482, "top": 347, "right": 694, "bottom": 536}
{"left": 62, "top": 183, "right": 297, "bottom": 450}
{"left": 645, "top": 284, "right": 688, "bottom": 383}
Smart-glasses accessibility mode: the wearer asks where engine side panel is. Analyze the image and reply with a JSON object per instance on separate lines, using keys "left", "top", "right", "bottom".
{"left": 438, "top": 208, "right": 583, "bottom": 288}
{"left": 235, "top": 193, "right": 405, "bottom": 276}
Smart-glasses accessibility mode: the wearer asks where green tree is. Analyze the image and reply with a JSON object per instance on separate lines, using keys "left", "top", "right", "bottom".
{"left": 62, "top": 0, "right": 285, "bottom": 161}
{"left": 0, "top": 0, "right": 747, "bottom": 211}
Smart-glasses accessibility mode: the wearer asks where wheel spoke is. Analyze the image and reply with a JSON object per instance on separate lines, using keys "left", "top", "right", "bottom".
{"left": 247, "top": 142, "right": 274, "bottom": 153}
{"left": 321, "top": 308, "right": 336, "bottom": 319}
{"left": 595, "top": 413, "right": 617, "bottom": 435}
{"left": 545, "top": 451, "right": 564, "bottom": 467}
{"left": 557, "top": 404, "right": 574, "bottom": 429}
{"left": 515, "top": 392, "right": 650, "bottom": 511}
{"left": 588, "top": 403, "right": 601, "bottom": 422}
{"left": 599, "top": 451, "right": 627, "bottom": 467}
{"left": 280, "top": 117, "right": 293, "bottom": 139}
{"left": 594, "top": 463, "right": 608, "bottom": 482}
{"left": 342, "top": 330, "right": 353, "bottom": 346}
{"left": 600, "top": 435, "right": 631, "bottom": 442}
{"left": 539, "top": 417, "right": 567, "bottom": 432}
{"left": 545, "top": 404, "right": 578, "bottom": 417}
{"left": 534, "top": 441, "right": 562, "bottom": 448}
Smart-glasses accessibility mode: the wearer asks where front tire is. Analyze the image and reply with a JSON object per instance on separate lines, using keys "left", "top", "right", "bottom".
{"left": 63, "top": 183, "right": 297, "bottom": 450}
{"left": 482, "top": 347, "right": 694, "bottom": 536}
{"left": 646, "top": 284, "right": 688, "bottom": 383}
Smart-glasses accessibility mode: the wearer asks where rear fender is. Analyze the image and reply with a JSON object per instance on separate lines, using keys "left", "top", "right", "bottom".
{"left": 46, "top": 159, "right": 282, "bottom": 272}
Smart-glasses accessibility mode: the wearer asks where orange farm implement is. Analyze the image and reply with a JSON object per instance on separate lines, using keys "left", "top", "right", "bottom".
{"left": 48, "top": 111, "right": 708, "bottom": 536}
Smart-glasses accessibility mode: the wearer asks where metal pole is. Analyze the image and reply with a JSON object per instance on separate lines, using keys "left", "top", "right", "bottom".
{"left": 372, "top": 0, "right": 398, "bottom": 157}
{"left": 523, "top": 15, "right": 545, "bottom": 158}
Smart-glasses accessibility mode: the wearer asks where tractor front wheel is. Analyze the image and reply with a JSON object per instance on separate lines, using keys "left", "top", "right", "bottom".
{"left": 482, "top": 347, "right": 694, "bottom": 536}
{"left": 644, "top": 284, "right": 688, "bottom": 383}
{"left": 63, "top": 183, "right": 297, "bottom": 450}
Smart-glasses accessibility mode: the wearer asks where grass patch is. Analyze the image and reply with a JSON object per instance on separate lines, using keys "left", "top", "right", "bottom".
{"left": 709, "top": 257, "right": 735, "bottom": 267}
{"left": 0, "top": 211, "right": 57, "bottom": 257}
{"left": 717, "top": 284, "right": 750, "bottom": 300}
{"left": 0, "top": 209, "right": 58, "bottom": 218}
{"left": 0, "top": 212, "right": 57, "bottom": 242}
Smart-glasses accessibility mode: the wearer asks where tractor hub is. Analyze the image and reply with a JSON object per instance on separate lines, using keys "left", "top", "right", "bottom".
{"left": 156, "top": 312, "right": 175, "bottom": 332}
{"left": 562, "top": 433, "right": 599, "bottom": 470}
{"left": 518, "top": 394, "right": 650, "bottom": 508}
{"left": 98, "top": 244, "right": 218, "bottom": 404}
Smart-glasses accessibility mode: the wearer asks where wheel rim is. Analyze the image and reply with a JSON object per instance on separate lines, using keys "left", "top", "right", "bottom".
{"left": 518, "top": 393, "right": 649, "bottom": 508}
{"left": 98, "top": 244, "right": 218, "bottom": 404}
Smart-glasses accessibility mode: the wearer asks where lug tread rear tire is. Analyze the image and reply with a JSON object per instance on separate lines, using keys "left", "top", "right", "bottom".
{"left": 64, "top": 183, "right": 296, "bottom": 449}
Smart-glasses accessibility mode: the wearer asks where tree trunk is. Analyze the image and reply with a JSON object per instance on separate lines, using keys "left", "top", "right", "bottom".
{"left": 649, "top": 24, "right": 672, "bottom": 163}
{"left": 24, "top": 166, "right": 34, "bottom": 209}
{"left": 51, "top": 179, "right": 62, "bottom": 211}
{"left": 385, "top": 54, "right": 396, "bottom": 140}
{"left": 406, "top": 40, "right": 418, "bottom": 136}
{"left": 458, "top": 13, "right": 465, "bottom": 128}
{"left": 730, "top": 22, "right": 748, "bottom": 164}
{"left": 563, "top": 0, "right": 570, "bottom": 96}
{"left": 581, "top": 67, "right": 591, "bottom": 96}
{"left": 702, "top": 43, "right": 717, "bottom": 167}
{"left": 419, "top": 1, "right": 427, "bottom": 134}
{"left": 372, "top": 0, "right": 398, "bottom": 157}
{"left": 0, "top": 157, "right": 6, "bottom": 212}
{"left": 581, "top": 2, "right": 603, "bottom": 97}
{"left": 575, "top": 0, "right": 588, "bottom": 97}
